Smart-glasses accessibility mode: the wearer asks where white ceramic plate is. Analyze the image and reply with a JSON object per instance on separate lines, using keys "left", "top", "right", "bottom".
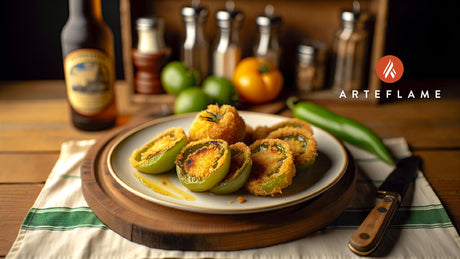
{"left": 107, "top": 112, "right": 348, "bottom": 214}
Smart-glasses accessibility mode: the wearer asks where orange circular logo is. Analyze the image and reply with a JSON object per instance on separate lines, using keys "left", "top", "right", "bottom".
{"left": 376, "top": 55, "right": 404, "bottom": 83}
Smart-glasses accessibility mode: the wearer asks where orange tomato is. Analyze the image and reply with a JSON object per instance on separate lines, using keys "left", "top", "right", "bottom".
{"left": 232, "top": 57, "right": 284, "bottom": 104}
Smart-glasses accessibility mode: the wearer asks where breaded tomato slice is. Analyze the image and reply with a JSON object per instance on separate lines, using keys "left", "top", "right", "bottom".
{"left": 176, "top": 139, "right": 231, "bottom": 192}
{"left": 189, "top": 104, "right": 246, "bottom": 145}
{"left": 267, "top": 127, "right": 318, "bottom": 170}
{"left": 130, "top": 127, "right": 187, "bottom": 174}
{"left": 246, "top": 139, "right": 296, "bottom": 196}
{"left": 253, "top": 118, "right": 313, "bottom": 140}
{"left": 210, "top": 142, "right": 252, "bottom": 194}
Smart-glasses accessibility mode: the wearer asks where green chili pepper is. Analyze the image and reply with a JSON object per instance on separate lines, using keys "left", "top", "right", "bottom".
{"left": 210, "top": 142, "right": 252, "bottom": 194}
{"left": 130, "top": 127, "right": 188, "bottom": 174}
{"left": 176, "top": 139, "right": 231, "bottom": 192}
{"left": 287, "top": 97, "right": 394, "bottom": 165}
{"left": 246, "top": 139, "right": 296, "bottom": 196}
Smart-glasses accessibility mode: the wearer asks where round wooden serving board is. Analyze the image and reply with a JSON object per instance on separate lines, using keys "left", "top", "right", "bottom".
{"left": 81, "top": 120, "right": 357, "bottom": 251}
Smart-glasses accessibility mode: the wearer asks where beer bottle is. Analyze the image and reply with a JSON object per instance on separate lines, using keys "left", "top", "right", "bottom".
{"left": 61, "top": 0, "right": 117, "bottom": 131}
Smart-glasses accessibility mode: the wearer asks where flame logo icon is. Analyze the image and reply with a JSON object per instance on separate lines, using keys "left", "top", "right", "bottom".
{"left": 376, "top": 55, "right": 404, "bottom": 83}
{"left": 383, "top": 59, "right": 397, "bottom": 79}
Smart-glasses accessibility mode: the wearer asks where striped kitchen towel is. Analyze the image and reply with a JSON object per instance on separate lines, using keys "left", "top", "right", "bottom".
{"left": 7, "top": 138, "right": 460, "bottom": 258}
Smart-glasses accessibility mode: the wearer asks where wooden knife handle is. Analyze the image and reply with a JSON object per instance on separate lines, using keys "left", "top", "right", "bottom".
{"left": 348, "top": 194, "right": 400, "bottom": 256}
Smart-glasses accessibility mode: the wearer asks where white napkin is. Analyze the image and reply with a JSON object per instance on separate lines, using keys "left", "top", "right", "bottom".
{"left": 7, "top": 138, "right": 460, "bottom": 258}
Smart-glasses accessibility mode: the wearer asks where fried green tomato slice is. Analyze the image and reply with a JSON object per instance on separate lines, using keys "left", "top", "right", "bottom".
{"left": 253, "top": 118, "right": 314, "bottom": 140}
{"left": 188, "top": 104, "right": 246, "bottom": 145}
{"left": 246, "top": 139, "right": 296, "bottom": 196}
{"left": 267, "top": 127, "right": 318, "bottom": 170}
{"left": 210, "top": 142, "right": 252, "bottom": 194}
{"left": 129, "top": 127, "right": 187, "bottom": 174}
{"left": 176, "top": 139, "right": 231, "bottom": 192}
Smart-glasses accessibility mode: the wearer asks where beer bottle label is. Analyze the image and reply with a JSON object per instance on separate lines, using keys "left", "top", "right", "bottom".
{"left": 64, "top": 49, "right": 114, "bottom": 116}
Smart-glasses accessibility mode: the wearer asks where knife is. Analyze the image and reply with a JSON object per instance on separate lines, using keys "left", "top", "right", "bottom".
{"left": 348, "top": 155, "right": 422, "bottom": 256}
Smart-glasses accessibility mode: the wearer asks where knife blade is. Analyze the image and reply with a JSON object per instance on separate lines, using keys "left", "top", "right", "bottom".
{"left": 348, "top": 155, "right": 422, "bottom": 256}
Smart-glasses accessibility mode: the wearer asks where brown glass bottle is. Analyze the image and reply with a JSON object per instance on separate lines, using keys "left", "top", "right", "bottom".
{"left": 61, "top": 0, "right": 117, "bottom": 131}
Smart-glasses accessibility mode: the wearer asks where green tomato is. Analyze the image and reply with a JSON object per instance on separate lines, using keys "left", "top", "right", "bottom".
{"left": 266, "top": 127, "right": 318, "bottom": 171}
{"left": 174, "top": 87, "right": 211, "bottom": 114}
{"left": 210, "top": 142, "right": 252, "bottom": 194}
{"left": 161, "top": 61, "right": 201, "bottom": 96}
{"left": 130, "top": 127, "right": 188, "bottom": 174}
{"left": 246, "top": 139, "right": 296, "bottom": 196}
{"left": 176, "top": 139, "right": 231, "bottom": 192}
{"left": 202, "top": 75, "right": 239, "bottom": 105}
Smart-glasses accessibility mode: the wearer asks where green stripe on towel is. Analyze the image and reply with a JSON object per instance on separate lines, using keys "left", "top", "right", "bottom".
{"left": 21, "top": 207, "right": 108, "bottom": 231}
{"left": 20, "top": 205, "right": 452, "bottom": 232}
{"left": 330, "top": 205, "right": 453, "bottom": 229}
{"left": 59, "top": 174, "right": 81, "bottom": 179}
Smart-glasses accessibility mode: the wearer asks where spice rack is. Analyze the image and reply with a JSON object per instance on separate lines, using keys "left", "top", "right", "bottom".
{"left": 119, "top": 0, "right": 388, "bottom": 108}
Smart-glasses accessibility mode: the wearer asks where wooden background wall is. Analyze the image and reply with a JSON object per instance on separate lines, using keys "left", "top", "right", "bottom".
{"left": 0, "top": 0, "right": 458, "bottom": 83}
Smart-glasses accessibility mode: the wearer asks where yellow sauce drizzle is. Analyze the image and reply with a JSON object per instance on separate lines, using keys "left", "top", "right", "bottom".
{"left": 134, "top": 171, "right": 196, "bottom": 201}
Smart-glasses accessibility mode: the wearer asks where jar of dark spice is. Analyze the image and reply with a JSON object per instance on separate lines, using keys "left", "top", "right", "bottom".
{"left": 132, "top": 17, "right": 171, "bottom": 94}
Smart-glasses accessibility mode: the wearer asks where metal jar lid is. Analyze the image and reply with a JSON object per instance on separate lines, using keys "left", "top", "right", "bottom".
{"left": 136, "top": 17, "right": 159, "bottom": 31}
{"left": 297, "top": 44, "right": 315, "bottom": 56}
{"left": 297, "top": 41, "right": 327, "bottom": 63}
{"left": 341, "top": 10, "right": 359, "bottom": 22}
{"left": 181, "top": 6, "right": 208, "bottom": 22}
{"left": 256, "top": 5, "right": 281, "bottom": 27}
{"left": 340, "top": 1, "right": 368, "bottom": 24}
{"left": 216, "top": 10, "right": 244, "bottom": 28}
{"left": 256, "top": 16, "right": 282, "bottom": 27}
{"left": 216, "top": 1, "right": 243, "bottom": 28}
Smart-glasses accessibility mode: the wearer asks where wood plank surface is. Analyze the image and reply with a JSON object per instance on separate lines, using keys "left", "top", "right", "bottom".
{"left": 1, "top": 95, "right": 459, "bottom": 151}
{"left": 0, "top": 80, "right": 66, "bottom": 100}
{"left": 0, "top": 184, "right": 44, "bottom": 256}
{"left": 0, "top": 99, "right": 102, "bottom": 152}
{"left": 0, "top": 153, "right": 59, "bottom": 183}
{"left": 414, "top": 150, "right": 460, "bottom": 231}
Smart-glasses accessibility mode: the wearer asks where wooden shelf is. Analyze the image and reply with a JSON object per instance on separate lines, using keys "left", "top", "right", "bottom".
{"left": 119, "top": 0, "right": 388, "bottom": 106}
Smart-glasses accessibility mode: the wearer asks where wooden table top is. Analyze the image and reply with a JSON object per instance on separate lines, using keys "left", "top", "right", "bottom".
{"left": 0, "top": 80, "right": 459, "bottom": 257}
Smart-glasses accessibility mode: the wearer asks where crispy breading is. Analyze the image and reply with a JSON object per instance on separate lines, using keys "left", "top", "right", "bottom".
{"left": 184, "top": 144, "right": 221, "bottom": 178}
{"left": 225, "top": 142, "right": 250, "bottom": 181}
{"left": 140, "top": 129, "right": 179, "bottom": 160}
{"left": 129, "top": 127, "right": 186, "bottom": 170}
{"left": 237, "top": 196, "right": 246, "bottom": 203}
{"left": 267, "top": 127, "right": 318, "bottom": 169}
{"left": 246, "top": 139, "right": 296, "bottom": 196}
{"left": 252, "top": 118, "right": 313, "bottom": 140}
{"left": 252, "top": 125, "right": 271, "bottom": 141}
{"left": 272, "top": 118, "right": 313, "bottom": 134}
{"left": 189, "top": 104, "right": 246, "bottom": 145}
{"left": 176, "top": 138, "right": 230, "bottom": 179}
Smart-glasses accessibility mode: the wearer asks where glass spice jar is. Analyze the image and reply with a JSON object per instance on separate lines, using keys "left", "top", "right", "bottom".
{"left": 181, "top": 4, "right": 209, "bottom": 78}
{"left": 212, "top": 0, "right": 244, "bottom": 79}
{"left": 296, "top": 41, "right": 327, "bottom": 94}
{"left": 136, "top": 17, "right": 165, "bottom": 54}
{"left": 132, "top": 17, "right": 171, "bottom": 95}
{"left": 331, "top": 1, "right": 369, "bottom": 91}
{"left": 254, "top": 4, "right": 282, "bottom": 68}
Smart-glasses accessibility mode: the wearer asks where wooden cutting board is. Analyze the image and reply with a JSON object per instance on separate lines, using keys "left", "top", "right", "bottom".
{"left": 81, "top": 120, "right": 357, "bottom": 251}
